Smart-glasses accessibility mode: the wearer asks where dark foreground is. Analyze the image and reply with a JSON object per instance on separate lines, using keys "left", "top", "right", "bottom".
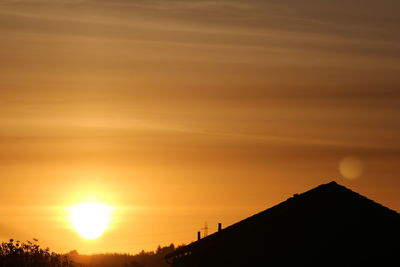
{"left": 166, "top": 182, "right": 400, "bottom": 267}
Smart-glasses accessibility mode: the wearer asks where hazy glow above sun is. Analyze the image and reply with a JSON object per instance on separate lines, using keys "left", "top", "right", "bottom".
{"left": 69, "top": 203, "right": 113, "bottom": 240}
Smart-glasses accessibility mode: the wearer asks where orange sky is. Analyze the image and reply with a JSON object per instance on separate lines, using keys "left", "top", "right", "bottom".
{"left": 0, "top": 0, "right": 399, "bottom": 254}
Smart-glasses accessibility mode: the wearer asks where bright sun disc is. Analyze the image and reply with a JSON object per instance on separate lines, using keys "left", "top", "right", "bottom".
{"left": 69, "top": 203, "right": 112, "bottom": 240}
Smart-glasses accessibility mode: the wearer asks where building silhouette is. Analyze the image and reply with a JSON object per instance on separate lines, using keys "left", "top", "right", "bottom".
{"left": 166, "top": 181, "right": 400, "bottom": 266}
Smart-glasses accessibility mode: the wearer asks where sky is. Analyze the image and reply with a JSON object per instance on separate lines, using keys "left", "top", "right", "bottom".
{"left": 0, "top": 0, "right": 399, "bottom": 254}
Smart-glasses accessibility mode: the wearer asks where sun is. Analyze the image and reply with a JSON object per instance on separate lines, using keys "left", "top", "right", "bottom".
{"left": 69, "top": 202, "right": 113, "bottom": 240}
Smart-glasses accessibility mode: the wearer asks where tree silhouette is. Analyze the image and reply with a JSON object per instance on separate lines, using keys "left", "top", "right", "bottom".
{"left": 0, "top": 239, "right": 73, "bottom": 267}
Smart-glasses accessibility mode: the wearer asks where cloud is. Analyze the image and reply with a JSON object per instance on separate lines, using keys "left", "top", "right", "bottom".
{"left": 1, "top": 0, "right": 399, "bottom": 65}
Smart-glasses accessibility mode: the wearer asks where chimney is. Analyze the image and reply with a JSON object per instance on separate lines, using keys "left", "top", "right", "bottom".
{"left": 197, "top": 231, "right": 201, "bottom": 240}
{"left": 218, "top": 223, "right": 222, "bottom": 232}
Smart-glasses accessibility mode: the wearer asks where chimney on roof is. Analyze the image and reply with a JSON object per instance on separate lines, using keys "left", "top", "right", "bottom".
{"left": 218, "top": 223, "right": 222, "bottom": 232}
{"left": 197, "top": 231, "right": 201, "bottom": 240}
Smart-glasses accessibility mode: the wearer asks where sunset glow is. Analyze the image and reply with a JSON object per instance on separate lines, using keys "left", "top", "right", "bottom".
{"left": 0, "top": 0, "right": 399, "bottom": 256}
{"left": 69, "top": 203, "right": 113, "bottom": 240}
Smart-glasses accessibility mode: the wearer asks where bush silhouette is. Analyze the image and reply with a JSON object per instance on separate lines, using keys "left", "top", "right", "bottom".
{"left": 0, "top": 239, "right": 73, "bottom": 267}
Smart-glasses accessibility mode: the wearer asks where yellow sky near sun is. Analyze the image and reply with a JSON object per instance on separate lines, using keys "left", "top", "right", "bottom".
{"left": 0, "top": 0, "right": 399, "bottom": 254}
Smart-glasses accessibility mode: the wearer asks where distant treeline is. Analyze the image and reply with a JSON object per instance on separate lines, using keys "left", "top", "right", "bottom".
{"left": 1, "top": 238, "right": 181, "bottom": 267}
{"left": 67, "top": 244, "right": 181, "bottom": 267}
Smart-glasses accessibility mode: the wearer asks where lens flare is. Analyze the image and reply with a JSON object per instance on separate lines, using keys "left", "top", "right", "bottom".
{"left": 339, "top": 156, "right": 364, "bottom": 180}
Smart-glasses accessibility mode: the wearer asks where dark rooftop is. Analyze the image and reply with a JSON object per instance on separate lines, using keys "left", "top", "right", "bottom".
{"left": 166, "top": 181, "right": 400, "bottom": 266}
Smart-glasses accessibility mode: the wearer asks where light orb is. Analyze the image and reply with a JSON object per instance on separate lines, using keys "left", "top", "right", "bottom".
{"left": 339, "top": 156, "right": 364, "bottom": 180}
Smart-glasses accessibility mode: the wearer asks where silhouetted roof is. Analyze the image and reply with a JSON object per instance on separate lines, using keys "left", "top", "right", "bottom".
{"left": 166, "top": 181, "right": 400, "bottom": 266}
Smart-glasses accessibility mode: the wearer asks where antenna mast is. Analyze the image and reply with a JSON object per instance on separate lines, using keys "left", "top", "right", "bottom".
{"left": 200, "top": 222, "right": 208, "bottom": 237}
